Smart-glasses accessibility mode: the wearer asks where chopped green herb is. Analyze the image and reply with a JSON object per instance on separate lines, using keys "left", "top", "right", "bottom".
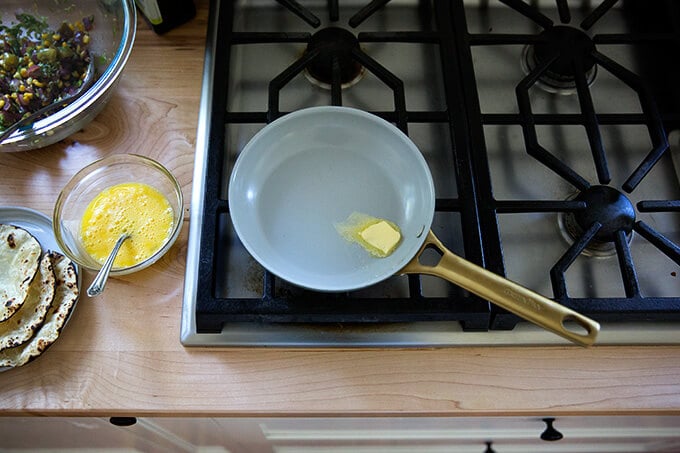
{"left": 0, "top": 13, "right": 94, "bottom": 131}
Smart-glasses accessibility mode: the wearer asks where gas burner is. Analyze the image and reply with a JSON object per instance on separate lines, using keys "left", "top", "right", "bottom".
{"left": 303, "top": 27, "right": 365, "bottom": 90}
{"left": 522, "top": 25, "right": 597, "bottom": 95}
{"left": 559, "top": 186, "right": 635, "bottom": 257}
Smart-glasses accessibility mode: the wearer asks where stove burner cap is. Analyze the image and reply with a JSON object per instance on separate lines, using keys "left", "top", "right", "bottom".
{"left": 304, "top": 27, "right": 364, "bottom": 89}
{"left": 561, "top": 186, "right": 635, "bottom": 256}
{"left": 523, "top": 25, "right": 597, "bottom": 94}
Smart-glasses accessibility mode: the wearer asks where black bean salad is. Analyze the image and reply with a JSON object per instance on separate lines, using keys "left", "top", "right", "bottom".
{"left": 0, "top": 13, "right": 94, "bottom": 132}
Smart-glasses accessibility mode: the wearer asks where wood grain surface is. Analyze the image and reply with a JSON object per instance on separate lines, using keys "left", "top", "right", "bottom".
{"left": 0, "top": 1, "right": 679, "bottom": 416}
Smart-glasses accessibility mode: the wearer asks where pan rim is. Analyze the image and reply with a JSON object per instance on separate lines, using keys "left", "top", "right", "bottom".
{"left": 228, "top": 106, "right": 435, "bottom": 292}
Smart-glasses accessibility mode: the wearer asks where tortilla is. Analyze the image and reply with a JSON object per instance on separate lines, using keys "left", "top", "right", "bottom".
{"left": 0, "top": 252, "right": 79, "bottom": 368}
{"left": 0, "top": 224, "right": 41, "bottom": 322}
{"left": 0, "top": 252, "right": 55, "bottom": 351}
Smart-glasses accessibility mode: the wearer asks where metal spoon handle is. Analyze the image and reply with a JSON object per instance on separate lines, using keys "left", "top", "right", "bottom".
{"left": 0, "top": 96, "right": 78, "bottom": 143}
{"left": 87, "top": 234, "right": 130, "bottom": 297}
{"left": 0, "top": 59, "right": 95, "bottom": 144}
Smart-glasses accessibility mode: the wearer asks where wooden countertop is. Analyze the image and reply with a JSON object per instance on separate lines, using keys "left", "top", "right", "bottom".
{"left": 1, "top": 1, "right": 679, "bottom": 417}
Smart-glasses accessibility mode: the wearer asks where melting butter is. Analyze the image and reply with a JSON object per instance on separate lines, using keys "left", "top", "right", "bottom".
{"left": 335, "top": 212, "right": 402, "bottom": 258}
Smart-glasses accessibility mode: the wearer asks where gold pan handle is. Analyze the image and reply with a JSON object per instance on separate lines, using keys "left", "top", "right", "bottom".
{"left": 400, "top": 231, "right": 600, "bottom": 347}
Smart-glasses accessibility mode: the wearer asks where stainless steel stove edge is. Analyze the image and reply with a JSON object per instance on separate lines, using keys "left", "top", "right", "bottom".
{"left": 180, "top": 321, "right": 680, "bottom": 347}
{"left": 180, "top": 0, "right": 221, "bottom": 347}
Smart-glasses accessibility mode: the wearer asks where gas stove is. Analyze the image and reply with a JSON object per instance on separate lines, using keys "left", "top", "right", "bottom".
{"left": 181, "top": 0, "right": 680, "bottom": 346}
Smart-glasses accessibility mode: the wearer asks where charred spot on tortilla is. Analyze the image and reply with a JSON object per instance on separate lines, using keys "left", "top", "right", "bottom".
{"left": 335, "top": 212, "right": 402, "bottom": 258}
{"left": 0, "top": 224, "right": 42, "bottom": 322}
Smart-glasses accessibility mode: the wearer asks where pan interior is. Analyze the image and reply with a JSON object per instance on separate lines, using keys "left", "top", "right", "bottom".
{"left": 228, "top": 107, "right": 435, "bottom": 292}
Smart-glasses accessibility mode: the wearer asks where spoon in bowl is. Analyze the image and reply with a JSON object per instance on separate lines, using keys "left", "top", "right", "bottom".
{"left": 0, "top": 58, "right": 96, "bottom": 144}
{"left": 87, "top": 233, "right": 130, "bottom": 297}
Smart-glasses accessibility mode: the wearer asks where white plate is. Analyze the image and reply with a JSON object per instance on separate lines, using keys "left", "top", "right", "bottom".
{"left": 0, "top": 206, "right": 81, "bottom": 371}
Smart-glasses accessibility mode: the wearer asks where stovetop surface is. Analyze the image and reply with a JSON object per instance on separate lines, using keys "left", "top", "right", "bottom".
{"left": 182, "top": 0, "right": 680, "bottom": 346}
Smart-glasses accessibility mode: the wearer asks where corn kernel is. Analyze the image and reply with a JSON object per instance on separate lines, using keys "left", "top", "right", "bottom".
{"left": 19, "top": 67, "right": 28, "bottom": 78}
{"left": 32, "top": 79, "right": 44, "bottom": 88}
{"left": 23, "top": 92, "right": 33, "bottom": 101}
{"left": 83, "top": 35, "right": 90, "bottom": 44}
{"left": 0, "top": 99, "right": 5, "bottom": 109}
{"left": 18, "top": 84, "right": 26, "bottom": 92}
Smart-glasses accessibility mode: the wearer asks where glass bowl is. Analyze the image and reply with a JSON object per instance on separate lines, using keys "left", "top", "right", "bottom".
{"left": 53, "top": 154, "right": 183, "bottom": 275}
{"left": 0, "top": 0, "right": 136, "bottom": 152}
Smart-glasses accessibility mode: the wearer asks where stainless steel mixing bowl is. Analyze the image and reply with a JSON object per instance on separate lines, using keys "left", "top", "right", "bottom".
{"left": 0, "top": 0, "right": 136, "bottom": 152}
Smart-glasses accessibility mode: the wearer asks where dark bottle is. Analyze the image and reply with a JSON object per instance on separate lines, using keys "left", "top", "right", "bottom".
{"left": 134, "top": 0, "right": 196, "bottom": 34}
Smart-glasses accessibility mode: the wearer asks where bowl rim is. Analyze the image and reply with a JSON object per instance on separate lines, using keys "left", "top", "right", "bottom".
{"left": 53, "top": 153, "right": 184, "bottom": 275}
{"left": 0, "top": 0, "right": 137, "bottom": 148}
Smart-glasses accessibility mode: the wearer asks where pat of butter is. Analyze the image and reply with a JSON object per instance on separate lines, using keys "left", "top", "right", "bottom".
{"left": 359, "top": 220, "right": 401, "bottom": 257}
{"left": 335, "top": 212, "right": 403, "bottom": 258}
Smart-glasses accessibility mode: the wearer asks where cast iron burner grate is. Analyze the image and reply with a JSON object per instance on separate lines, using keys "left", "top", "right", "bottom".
{"left": 188, "top": 0, "right": 680, "bottom": 337}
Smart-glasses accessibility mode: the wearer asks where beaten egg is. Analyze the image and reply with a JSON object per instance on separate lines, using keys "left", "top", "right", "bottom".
{"left": 80, "top": 182, "right": 174, "bottom": 268}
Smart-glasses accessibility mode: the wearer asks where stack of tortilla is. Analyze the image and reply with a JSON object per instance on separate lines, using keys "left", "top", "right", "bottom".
{"left": 0, "top": 224, "right": 79, "bottom": 369}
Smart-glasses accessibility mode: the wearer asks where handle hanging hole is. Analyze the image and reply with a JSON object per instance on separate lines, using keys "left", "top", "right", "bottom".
{"left": 417, "top": 244, "right": 444, "bottom": 267}
{"left": 561, "top": 315, "right": 591, "bottom": 336}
